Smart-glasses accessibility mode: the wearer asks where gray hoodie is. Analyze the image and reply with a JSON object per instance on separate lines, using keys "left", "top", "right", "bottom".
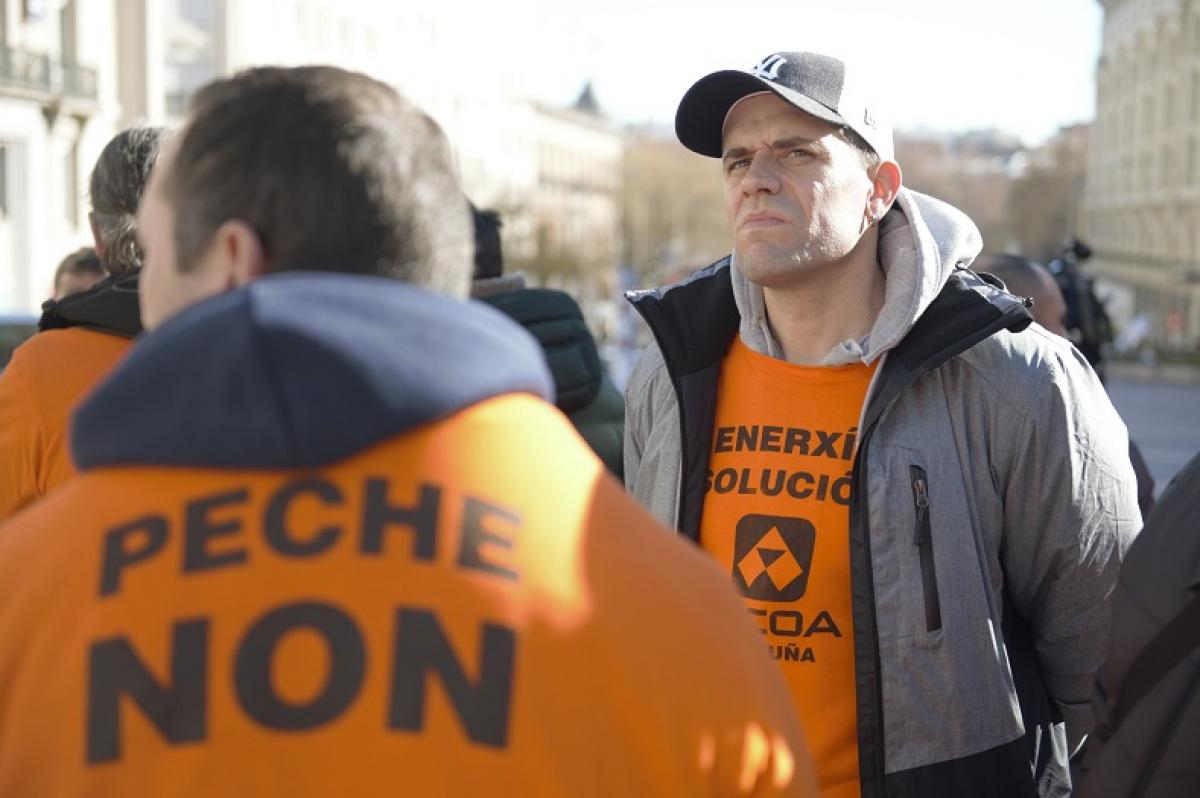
{"left": 624, "top": 188, "right": 1140, "bottom": 796}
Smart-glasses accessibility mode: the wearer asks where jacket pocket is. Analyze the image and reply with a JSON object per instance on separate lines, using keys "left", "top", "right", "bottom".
{"left": 909, "top": 465, "right": 943, "bottom": 633}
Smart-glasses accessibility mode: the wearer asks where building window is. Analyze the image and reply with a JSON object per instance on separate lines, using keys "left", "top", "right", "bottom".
{"left": 64, "top": 139, "right": 79, "bottom": 225}
{"left": 0, "top": 145, "right": 8, "bottom": 218}
{"left": 164, "top": 0, "right": 221, "bottom": 119}
{"left": 1192, "top": 70, "right": 1200, "bottom": 124}
{"left": 60, "top": 0, "right": 78, "bottom": 65}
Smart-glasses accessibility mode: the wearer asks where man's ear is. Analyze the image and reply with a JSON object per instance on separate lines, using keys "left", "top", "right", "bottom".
{"left": 88, "top": 213, "right": 107, "bottom": 259}
{"left": 209, "top": 219, "right": 267, "bottom": 287}
{"left": 867, "top": 160, "right": 903, "bottom": 221}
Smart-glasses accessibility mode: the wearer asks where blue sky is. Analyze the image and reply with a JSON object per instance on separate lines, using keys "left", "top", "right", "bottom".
{"left": 499, "top": 0, "right": 1103, "bottom": 146}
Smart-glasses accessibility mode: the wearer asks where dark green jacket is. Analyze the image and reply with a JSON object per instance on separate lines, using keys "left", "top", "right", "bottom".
{"left": 475, "top": 279, "right": 623, "bottom": 478}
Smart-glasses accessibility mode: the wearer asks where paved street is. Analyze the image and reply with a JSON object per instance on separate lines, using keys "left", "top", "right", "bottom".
{"left": 1107, "top": 375, "right": 1200, "bottom": 496}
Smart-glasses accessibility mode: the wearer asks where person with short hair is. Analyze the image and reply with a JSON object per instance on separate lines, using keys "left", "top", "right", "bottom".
{"left": 51, "top": 246, "right": 105, "bottom": 300}
{"left": 624, "top": 51, "right": 1139, "bottom": 796}
{"left": 0, "top": 126, "right": 167, "bottom": 520}
{"left": 0, "top": 66, "right": 814, "bottom": 797}
{"left": 973, "top": 252, "right": 1070, "bottom": 338}
{"left": 89, "top": 125, "right": 166, "bottom": 277}
{"left": 975, "top": 252, "right": 1156, "bottom": 518}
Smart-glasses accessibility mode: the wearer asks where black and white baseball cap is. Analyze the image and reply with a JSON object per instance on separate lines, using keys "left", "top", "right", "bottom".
{"left": 675, "top": 51, "right": 894, "bottom": 162}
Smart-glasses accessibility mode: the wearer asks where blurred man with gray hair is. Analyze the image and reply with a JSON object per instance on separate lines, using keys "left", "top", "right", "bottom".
{"left": 0, "top": 125, "right": 167, "bottom": 520}
{"left": 88, "top": 125, "right": 165, "bottom": 276}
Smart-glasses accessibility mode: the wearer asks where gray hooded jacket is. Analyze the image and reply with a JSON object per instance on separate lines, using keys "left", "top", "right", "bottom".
{"left": 624, "top": 189, "right": 1141, "bottom": 797}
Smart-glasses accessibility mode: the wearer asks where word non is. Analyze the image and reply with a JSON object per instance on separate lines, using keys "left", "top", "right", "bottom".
{"left": 87, "top": 601, "right": 515, "bottom": 764}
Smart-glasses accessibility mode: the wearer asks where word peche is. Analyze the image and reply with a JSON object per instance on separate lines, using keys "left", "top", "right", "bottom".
{"left": 87, "top": 476, "right": 522, "bottom": 765}
{"left": 99, "top": 477, "right": 520, "bottom": 598}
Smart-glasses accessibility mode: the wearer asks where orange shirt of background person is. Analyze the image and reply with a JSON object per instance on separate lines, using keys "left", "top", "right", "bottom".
{"left": 0, "top": 328, "right": 131, "bottom": 519}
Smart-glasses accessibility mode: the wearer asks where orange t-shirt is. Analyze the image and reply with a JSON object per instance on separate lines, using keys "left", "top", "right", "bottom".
{"left": 701, "top": 337, "right": 877, "bottom": 798}
{"left": 0, "top": 327, "right": 132, "bottom": 520}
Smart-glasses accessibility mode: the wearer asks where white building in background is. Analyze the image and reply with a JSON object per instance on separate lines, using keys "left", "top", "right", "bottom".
{"left": 0, "top": 0, "right": 119, "bottom": 313}
{"left": 1, "top": 0, "right": 623, "bottom": 314}
{"left": 1080, "top": 0, "right": 1200, "bottom": 350}
{"left": 516, "top": 85, "right": 622, "bottom": 297}
{"left": 162, "top": 0, "right": 621, "bottom": 289}
{"left": 175, "top": 0, "right": 540, "bottom": 206}
{"left": 532, "top": 87, "right": 624, "bottom": 337}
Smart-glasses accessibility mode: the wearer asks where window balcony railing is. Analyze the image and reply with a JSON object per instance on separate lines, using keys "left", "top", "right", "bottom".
{"left": 61, "top": 60, "right": 98, "bottom": 100}
{"left": 0, "top": 45, "right": 98, "bottom": 103}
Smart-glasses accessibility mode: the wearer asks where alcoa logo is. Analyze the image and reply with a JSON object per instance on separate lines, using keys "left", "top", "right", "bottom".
{"left": 732, "top": 514, "right": 815, "bottom": 602}
{"left": 751, "top": 54, "right": 787, "bottom": 81}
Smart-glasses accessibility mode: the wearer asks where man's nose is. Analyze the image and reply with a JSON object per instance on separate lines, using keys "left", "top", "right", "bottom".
{"left": 740, "top": 150, "right": 780, "bottom": 196}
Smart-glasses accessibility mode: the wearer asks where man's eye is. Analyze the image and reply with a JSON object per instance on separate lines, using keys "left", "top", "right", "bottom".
{"left": 725, "top": 159, "right": 750, "bottom": 174}
{"left": 785, "top": 148, "right": 812, "bottom": 159}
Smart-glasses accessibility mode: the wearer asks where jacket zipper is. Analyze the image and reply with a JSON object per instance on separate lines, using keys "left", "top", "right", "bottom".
{"left": 909, "top": 465, "right": 943, "bottom": 633}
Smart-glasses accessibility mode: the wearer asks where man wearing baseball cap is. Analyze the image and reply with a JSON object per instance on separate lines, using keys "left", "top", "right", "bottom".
{"left": 624, "top": 51, "right": 1139, "bottom": 797}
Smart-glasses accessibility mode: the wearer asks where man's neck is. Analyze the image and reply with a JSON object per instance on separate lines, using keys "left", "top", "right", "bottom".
{"left": 761, "top": 244, "right": 887, "bottom": 366}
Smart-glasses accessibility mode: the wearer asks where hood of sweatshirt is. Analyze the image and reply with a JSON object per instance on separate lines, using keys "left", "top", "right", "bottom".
{"left": 73, "top": 272, "right": 553, "bottom": 471}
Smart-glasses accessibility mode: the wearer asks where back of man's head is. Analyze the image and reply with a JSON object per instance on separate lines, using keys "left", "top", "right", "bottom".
{"left": 89, "top": 126, "right": 168, "bottom": 275}
{"left": 166, "top": 66, "right": 470, "bottom": 296}
{"left": 974, "top": 252, "right": 1069, "bottom": 338}
{"left": 52, "top": 246, "right": 105, "bottom": 300}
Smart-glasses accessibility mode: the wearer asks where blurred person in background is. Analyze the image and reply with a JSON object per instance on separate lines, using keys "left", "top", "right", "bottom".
{"left": 51, "top": 246, "right": 106, "bottom": 300}
{"left": 0, "top": 126, "right": 167, "bottom": 521}
{"left": 1077, "top": 450, "right": 1200, "bottom": 797}
{"left": 976, "top": 253, "right": 1156, "bottom": 518}
{"left": 0, "top": 65, "right": 814, "bottom": 798}
{"left": 624, "top": 50, "right": 1140, "bottom": 796}
{"left": 973, "top": 253, "right": 1070, "bottom": 339}
{"left": 1049, "top": 238, "right": 1114, "bottom": 383}
{"left": 470, "top": 205, "right": 624, "bottom": 478}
